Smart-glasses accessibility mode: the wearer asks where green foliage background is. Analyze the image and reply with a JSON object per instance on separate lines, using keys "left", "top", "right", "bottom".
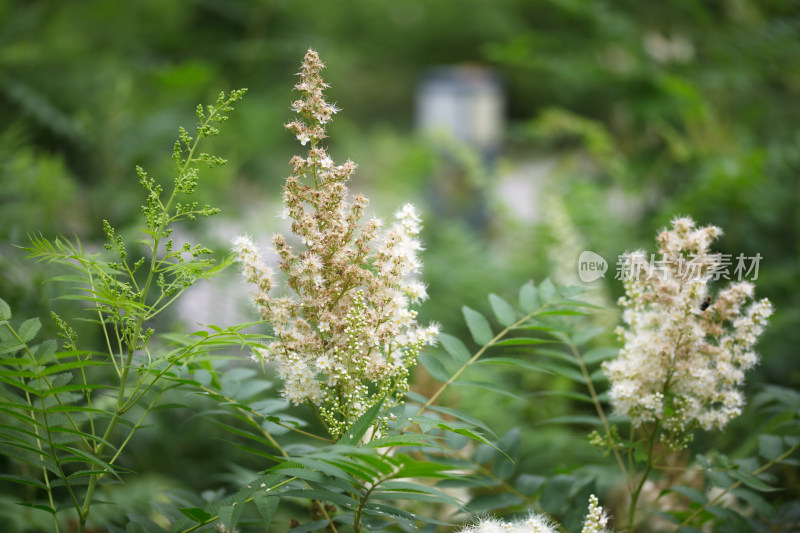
{"left": 1, "top": 0, "right": 798, "bottom": 530}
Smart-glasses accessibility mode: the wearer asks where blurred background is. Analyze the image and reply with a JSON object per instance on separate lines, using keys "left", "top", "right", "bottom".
{"left": 1, "top": 0, "right": 799, "bottom": 529}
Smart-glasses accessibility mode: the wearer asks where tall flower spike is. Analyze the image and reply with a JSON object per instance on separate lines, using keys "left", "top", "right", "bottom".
{"left": 581, "top": 494, "right": 610, "bottom": 533}
{"left": 603, "top": 216, "right": 773, "bottom": 447}
{"left": 234, "top": 50, "right": 438, "bottom": 439}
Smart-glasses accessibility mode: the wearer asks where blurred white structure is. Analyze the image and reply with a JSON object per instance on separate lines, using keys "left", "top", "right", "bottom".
{"left": 416, "top": 66, "right": 504, "bottom": 154}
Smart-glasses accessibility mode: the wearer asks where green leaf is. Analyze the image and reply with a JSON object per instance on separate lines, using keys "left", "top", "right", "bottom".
{"left": 438, "top": 333, "right": 472, "bottom": 364}
{"left": 519, "top": 282, "right": 539, "bottom": 313}
{"left": 0, "top": 473, "right": 48, "bottom": 490}
{"left": 539, "top": 474, "right": 575, "bottom": 515}
{"left": 732, "top": 488, "right": 774, "bottom": 516}
{"left": 218, "top": 504, "right": 243, "bottom": 530}
{"left": 394, "top": 456, "right": 457, "bottom": 478}
{"left": 538, "top": 278, "right": 556, "bottom": 303}
{"left": 537, "top": 362, "right": 585, "bottom": 383}
{"left": 451, "top": 380, "right": 525, "bottom": 401}
{"left": 571, "top": 326, "right": 605, "bottom": 345}
{"left": 581, "top": 347, "right": 619, "bottom": 365}
{"left": 662, "top": 485, "right": 708, "bottom": 505}
{"left": 52, "top": 445, "right": 121, "bottom": 480}
{"left": 758, "top": 434, "right": 784, "bottom": 461}
{"left": 516, "top": 474, "right": 546, "bottom": 496}
{"left": 728, "top": 468, "right": 779, "bottom": 492}
{"left": 15, "top": 503, "right": 55, "bottom": 515}
{"left": 289, "top": 519, "right": 330, "bottom": 533}
{"left": 493, "top": 337, "right": 550, "bottom": 347}
{"left": 338, "top": 394, "right": 386, "bottom": 445}
{"left": 0, "top": 298, "right": 11, "bottom": 322}
{"left": 462, "top": 306, "right": 493, "bottom": 345}
{"left": 18, "top": 318, "right": 41, "bottom": 343}
{"left": 254, "top": 494, "right": 280, "bottom": 530}
{"left": 178, "top": 507, "right": 212, "bottom": 523}
{"left": 365, "top": 434, "right": 440, "bottom": 449}
{"left": 538, "top": 309, "right": 588, "bottom": 316}
{"left": 0, "top": 339, "right": 26, "bottom": 355}
{"left": 531, "top": 389, "right": 594, "bottom": 403}
{"left": 427, "top": 404, "right": 495, "bottom": 435}
{"left": 418, "top": 353, "right": 451, "bottom": 382}
{"left": 539, "top": 415, "right": 601, "bottom": 426}
{"left": 489, "top": 293, "right": 517, "bottom": 327}
{"left": 283, "top": 488, "right": 358, "bottom": 508}
{"left": 466, "top": 493, "right": 523, "bottom": 513}
{"left": 474, "top": 357, "right": 551, "bottom": 375}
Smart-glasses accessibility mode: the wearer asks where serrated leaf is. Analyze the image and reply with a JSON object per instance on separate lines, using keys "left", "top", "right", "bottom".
{"left": 662, "top": 485, "right": 708, "bottom": 505}
{"left": 16, "top": 502, "right": 55, "bottom": 515}
{"left": 18, "top": 318, "right": 41, "bottom": 343}
{"left": 538, "top": 278, "right": 556, "bottom": 303}
{"left": 732, "top": 488, "right": 773, "bottom": 516}
{"left": 0, "top": 473, "right": 48, "bottom": 490}
{"left": 438, "top": 333, "right": 471, "bottom": 364}
{"left": 219, "top": 504, "right": 243, "bottom": 530}
{"left": 519, "top": 282, "right": 539, "bottom": 313}
{"left": 338, "top": 395, "right": 386, "bottom": 445}
{"left": 193, "top": 369, "right": 212, "bottom": 386}
{"left": 489, "top": 294, "right": 517, "bottom": 327}
{"left": 283, "top": 488, "right": 358, "bottom": 508}
{"left": 418, "top": 353, "right": 451, "bottom": 382}
{"left": 0, "top": 339, "right": 26, "bottom": 355}
{"left": 539, "top": 474, "right": 575, "bottom": 515}
{"left": 532, "top": 389, "right": 594, "bottom": 403}
{"left": 365, "top": 434, "right": 440, "bottom": 448}
{"left": 474, "top": 357, "right": 551, "bottom": 375}
{"left": 394, "top": 457, "right": 457, "bottom": 478}
{"left": 582, "top": 347, "right": 619, "bottom": 365}
{"left": 254, "top": 494, "right": 280, "bottom": 529}
{"left": 571, "top": 326, "right": 605, "bottom": 346}
{"left": 466, "top": 493, "right": 523, "bottom": 513}
{"left": 289, "top": 519, "right": 330, "bottom": 533}
{"left": 758, "top": 434, "right": 784, "bottom": 461}
{"left": 516, "top": 474, "right": 546, "bottom": 496}
{"left": 427, "top": 405, "right": 495, "bottom": 435}
{"left": 0, "top": 298, "right": 11, "bottom": 321}
{"left": 539, "top": 415, "right": 601, "bottom": 426}
{"left": 462, "top": 306, "right": 493, "bottom": 345}
{"left": 538, "top": 309, "right": 588, "bottom": 316}
{"left": 450, "top": 380, "right": 525, "bottom": 401}
{"left": 493, "top": 337, "right": 550, "bottom": 347}
{"left": 178, "top": 507, "right": 212, "bottom": 523}
{"left": 728, "top": 468, "right": 779, "bottom": 492}
{"left": 537, "top": 362, "right": 585, "bottom": 383}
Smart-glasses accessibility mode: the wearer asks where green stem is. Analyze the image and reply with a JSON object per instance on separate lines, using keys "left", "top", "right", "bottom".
{"left": 417, "top": 304, "right": 555, "bottom": 415}
{"left": 566, "top": 339, "right": 632, "bottom": 491}
{"left": 627, "top": 421, "right": 659, "bottom": 532}
{"left": 79, "top": 103, "right": 222, "bottom": 533}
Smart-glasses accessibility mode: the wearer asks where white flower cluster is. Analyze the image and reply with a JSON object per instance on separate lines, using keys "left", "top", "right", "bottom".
{"left": 457, "top": 513, "right": 557, "bottom": 533}
{"left": 581, "top": 494, "right": 610, "bottom": 533}
{"left": 234, "top": 50, "right": 438, "bottom": 438}
{"left": 457, "top": 496, "right": 610, "bottom": 533}
{"left": 603, "top": 216, "right": 773, "bottom": 445}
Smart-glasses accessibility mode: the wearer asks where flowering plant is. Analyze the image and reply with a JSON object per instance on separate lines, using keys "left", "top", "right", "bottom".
{"left": 605, "top": 216, "right": 773, "bottom": 446}
{"left": 2, "top": 47, "right": 798, "bottom": 533}
{"left": 234, "top": 50, "right": 438, "bottom": 439}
